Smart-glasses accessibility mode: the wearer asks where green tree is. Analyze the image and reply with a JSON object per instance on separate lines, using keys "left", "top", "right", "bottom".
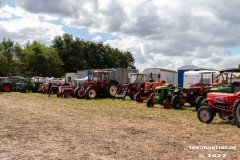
{"left": 1, "top": 38, "right": 14, "bottom": 75}
{"left": 51, "top": 34, "right": 136, "bottom": 71}
{"left": 23, "top": 41, "right": 63, "bottom": 77}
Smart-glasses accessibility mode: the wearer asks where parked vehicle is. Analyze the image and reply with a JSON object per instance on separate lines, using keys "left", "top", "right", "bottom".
{"left": 0, "top": 76, "right": 25, "bottom": 92}
{"left": 57, "top": 85, "right": 75, "bottom": 98}
{"left": 171, "top": 71, "right": 219, "bottom": 110}
{"left": 196, "top": 68, "right": 240, "bottom": 111}
{"left": 135, "top": 73, "right": 170, "bottom": 102}
{"left": 197, "top": 84, "right": 240, "bottom": 127}
{"left": 114, "top": 73, "right": 150, "bottom": 100}
{"left": 146, "top": 85, "right": 178, "bottom": 108}
{"left": 74, "top": 70, "right": 118, "bottom": 99}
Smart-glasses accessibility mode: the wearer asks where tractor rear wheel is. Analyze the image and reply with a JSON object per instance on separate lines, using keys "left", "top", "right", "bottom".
{"left": 196, "top": 96, "right": 204, "bottom": 111}
{"left": 105, "top": 82, "right": 118, "bottom": 97}
{"left": 172, "top": 95, "right": 183, "bottom": 109}
{"left": 85, "top": 86, "right": 98, "bottom": 99}
{"left": 163, "top": 98, "right": 171, "bottom": 109}
{"left": 146, "top": 98, "right": 154, "bottom": 107}
{"left": 135, "top": 92, "right": 143, "bottom": 103}
{"left": 233, "top": 99, "right": 240, "bottom": 128}
{"left": 3, "top": 84, "right": 11, "bottom": 92}
{"left": 197, "top": 105, "right": 214, "bottom": 124}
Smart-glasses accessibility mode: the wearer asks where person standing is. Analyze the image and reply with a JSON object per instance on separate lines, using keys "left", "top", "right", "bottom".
{"left": 48, "top": 81, "right": 53, "bottom": 97}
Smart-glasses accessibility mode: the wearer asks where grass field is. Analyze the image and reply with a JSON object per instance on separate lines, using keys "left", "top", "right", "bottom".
{"left": 0, "top": 92, "right": 239, "bottom": 160}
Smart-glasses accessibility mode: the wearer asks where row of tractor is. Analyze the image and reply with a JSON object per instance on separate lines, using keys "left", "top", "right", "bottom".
{"left": 127, "top": 68, "right": 239, "bottom": 128}
{"left": 1, "top": 68, "right": 239, "bottom": 128}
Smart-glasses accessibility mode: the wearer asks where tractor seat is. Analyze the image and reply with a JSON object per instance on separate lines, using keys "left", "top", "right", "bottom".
{"left": 232, "top": 81, "right": 240, "bottom": 93}
{"left": 169, "top": 85, "right": 176, "bottom": 90}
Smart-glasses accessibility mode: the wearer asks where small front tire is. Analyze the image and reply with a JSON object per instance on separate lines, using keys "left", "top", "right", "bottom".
{"left": 172, "top": 95, "right": 183, "bottom": 109}
{"left": 146, "top": 98, "right": 154, "bottom": 107}
{"left": 197, "top": 106, "right": 214, "bottom": 124}
{"left": 163, "top": 98, "right": 171, "bottom": 109}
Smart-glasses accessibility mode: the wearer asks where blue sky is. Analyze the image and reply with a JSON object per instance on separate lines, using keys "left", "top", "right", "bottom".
{"left": 0, "top": 0, "right": 239, "bottom": 71}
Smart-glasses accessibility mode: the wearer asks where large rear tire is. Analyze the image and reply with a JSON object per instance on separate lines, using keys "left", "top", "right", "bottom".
{"left": 3, "top": 84, "right": 11, "bottom": 92}
{"left": 196, "top": 96, "right": 204, "bottom": 111}
{"left": 172, "top": 95, "right": 183, "bottom": 109}
{"left": 85, "top": 86, "right": 98, "bottom": 99}
{"left": 233, "top": 99, "right": 240, "bottom": 128}
{"left": 105, "top": 82, "right": 118, "bottom": 98}
{"left": 197, "top": 105, "right": 214, "bottom": 124}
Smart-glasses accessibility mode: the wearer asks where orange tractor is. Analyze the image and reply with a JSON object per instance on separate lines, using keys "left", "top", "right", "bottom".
{"left": 135, "top": 73, "right": 171, "bottom": 102}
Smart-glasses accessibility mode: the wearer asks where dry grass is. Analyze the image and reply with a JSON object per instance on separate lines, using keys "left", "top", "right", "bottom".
{"left": 0, "top": 92, "right": 239, "bottom": 160}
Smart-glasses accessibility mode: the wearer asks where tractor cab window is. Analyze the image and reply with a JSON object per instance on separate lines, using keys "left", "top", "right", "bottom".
{"left": 163, "top": 89, "right": 168, "bottom": 97}
{"left": 136, "top": 75, "right": 143, "bottom": 83}
{"left": 102, "top": 73, "right": 108, "bottom": 81}
{"left": 157, "top": 89, "right": 161, "bottom": 94}
{"left": 129, "top": 74, "right": 137, "bottom": 83}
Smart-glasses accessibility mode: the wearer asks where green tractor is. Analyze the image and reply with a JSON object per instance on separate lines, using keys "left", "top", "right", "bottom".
{"left": 146, "top": 85, "right": 180, "bottom": 109}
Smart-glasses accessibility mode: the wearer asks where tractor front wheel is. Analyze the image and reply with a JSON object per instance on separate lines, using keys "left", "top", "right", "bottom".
{"left": 63, "top": 91, "right": 70, "bottom": 98}
{"left": 233, "top": 99, "right": 240, "bottom": 128}
{"left": 135, "top": 92, "right": 143, "bottom": 103}
{"left": 74, "top": 88, "right": 84, "bottom": 98}
{"left": 57, "top": 92, "right": 62, "bottom": 97}
{"left": 85, "top": 86, "right": 98, "bottom": 99}
{"left": 163, "top": 98, "right": 171, "bottom": 109}
{"left": 146, "top": 98, "right": 154, "bottom": 107}
{"left": 172, "top": 95, "right": 183, "bottom": 109}
{"left": 197, "top": 105, "right": 214, "bottom": 124}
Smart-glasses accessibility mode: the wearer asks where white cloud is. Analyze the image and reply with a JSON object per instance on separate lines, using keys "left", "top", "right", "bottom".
{"left": 93, "top": 35, "right": 102, "bottom": 41}
{"left": 0, "top": 5, "right": 64, "bottom": 45}
{"left": 0, "top": 0, "right": 239, "bottom": 71}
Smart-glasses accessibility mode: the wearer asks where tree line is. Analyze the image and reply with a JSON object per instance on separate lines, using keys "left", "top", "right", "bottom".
{"left": 0, "top": 34, "right": 135, "bottom": 77}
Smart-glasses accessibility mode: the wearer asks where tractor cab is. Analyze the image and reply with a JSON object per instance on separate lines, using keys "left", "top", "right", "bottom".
{"left": 74, "top": 70, "right": 118, "bottom": 99}
{"left": 208, "top": 68, "right": 240, "bottom": 93}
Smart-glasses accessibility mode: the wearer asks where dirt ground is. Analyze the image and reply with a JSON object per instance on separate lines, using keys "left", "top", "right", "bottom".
{"left": 0, "top": 93, "right": 239, "bottom": 160}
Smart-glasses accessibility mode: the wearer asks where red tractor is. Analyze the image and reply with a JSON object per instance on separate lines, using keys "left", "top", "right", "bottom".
{"left": 196, "top": 68, "right": 240, "bottom": 111}
{"left": 172, "top": 71, "right": 218, "bottom": 109}
{"left": 57, "top": 85, "right": 75, "bottom": 98}
{"left": 114, "top": 73, "right": 150, "bottom": 100}
{"left": 74, "top": 70, "right": 118, "bottom": 99}
{"left": 197, "top": 81, "right": 240, "bottom": 127}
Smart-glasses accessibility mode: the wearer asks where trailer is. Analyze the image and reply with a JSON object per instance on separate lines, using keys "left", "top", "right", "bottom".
{"left": 143, "top": 68, "right": 177, "bottom": 86}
